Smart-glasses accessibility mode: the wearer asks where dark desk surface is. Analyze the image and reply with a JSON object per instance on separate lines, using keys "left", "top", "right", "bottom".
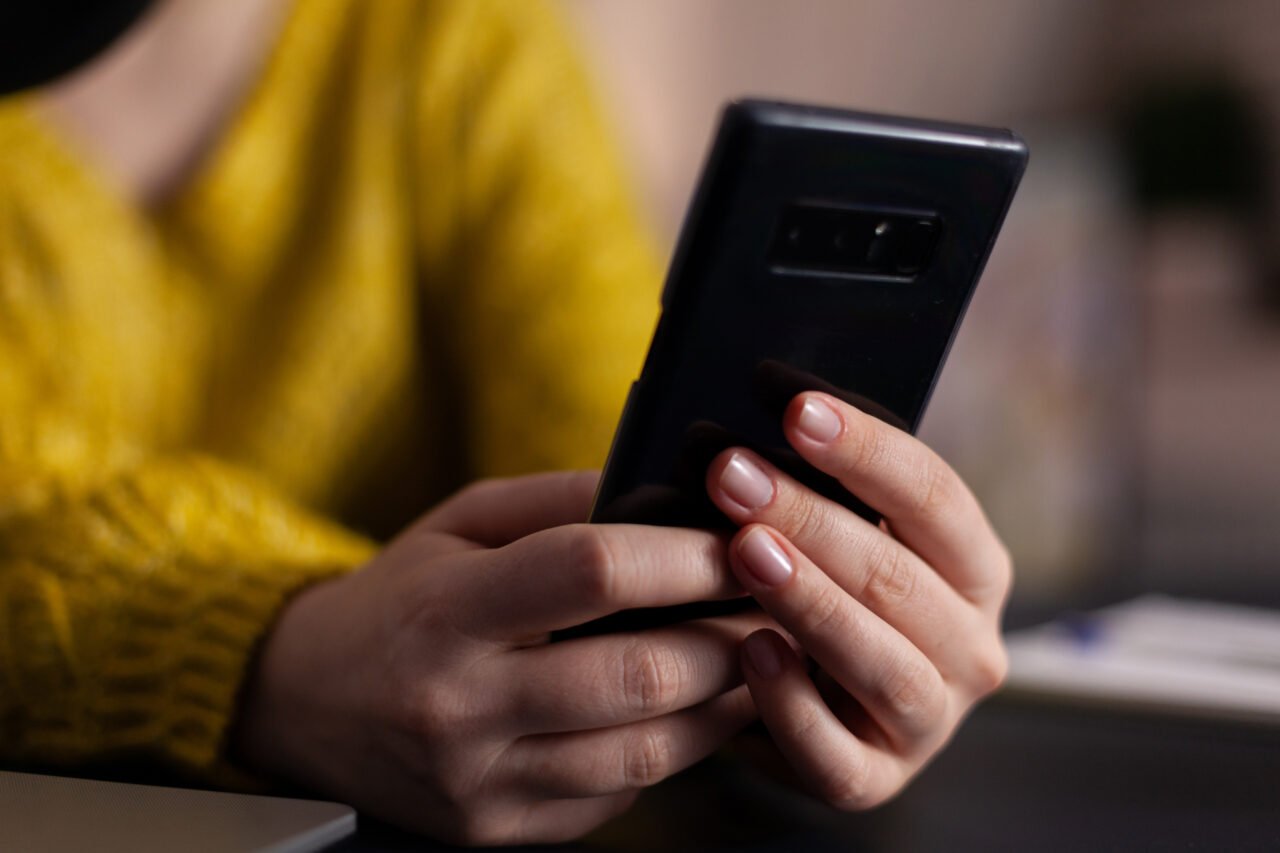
{"left": 338, "top": 695, "right": 1280, "bottom": 852}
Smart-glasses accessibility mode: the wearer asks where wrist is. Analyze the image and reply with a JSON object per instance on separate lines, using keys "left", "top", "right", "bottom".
{"left": 229, "top": 573, "right": 353, "bottom": 786}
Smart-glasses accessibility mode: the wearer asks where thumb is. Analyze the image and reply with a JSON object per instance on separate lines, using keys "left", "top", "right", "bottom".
{"left": 418, "top": 470, "right": 600, "bottom": 546}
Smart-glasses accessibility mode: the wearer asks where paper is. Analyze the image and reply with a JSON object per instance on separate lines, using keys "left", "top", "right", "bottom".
{"left": 1003, "top": 595, "right": 1280, "bottom": 724}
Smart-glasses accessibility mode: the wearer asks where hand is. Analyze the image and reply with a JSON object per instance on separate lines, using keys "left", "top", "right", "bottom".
{"left": 705, "top": 392, "right": 1012, "bottom": 810}
{"left": 234, "top": 471, "right": 768, "bottom": 845}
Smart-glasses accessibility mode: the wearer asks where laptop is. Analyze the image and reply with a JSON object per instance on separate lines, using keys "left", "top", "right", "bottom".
{"left": 0, "top": 770, "right": 355, "bottom": 852}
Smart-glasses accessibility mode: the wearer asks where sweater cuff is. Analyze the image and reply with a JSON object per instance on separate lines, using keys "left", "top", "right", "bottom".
{"left": 1, "top": 456, "right": 377, "bottom": 774}
{"left": 152, "top": 560, "right": 357, "bottom": 771}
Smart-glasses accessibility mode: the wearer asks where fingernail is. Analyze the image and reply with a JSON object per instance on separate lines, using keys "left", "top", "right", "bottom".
{"left": 744, "top": 632, "right": 782, "bottom": 678}
{"left": 720, "top": 452, "right": 774, "bottom": 510}
{"left": 797, "top": 396, "right": 842, "bottom": 443}
{"left": 738, "top": 527, "right": 793, "bottom": 587}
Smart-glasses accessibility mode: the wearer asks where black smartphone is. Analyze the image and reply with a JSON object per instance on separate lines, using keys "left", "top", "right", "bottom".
{"left": 565, "top": 100, "right": 1027, "bottom": 636}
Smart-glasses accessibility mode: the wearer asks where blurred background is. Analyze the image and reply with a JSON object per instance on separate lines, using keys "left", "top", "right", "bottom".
{"left": 561, "top": 0, "right": 1280, "bottom": 613}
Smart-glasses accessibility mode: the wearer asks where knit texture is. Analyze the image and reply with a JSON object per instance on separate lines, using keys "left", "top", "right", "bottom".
{"left": 0, "top": 0, "right": 660, "bottom": 772}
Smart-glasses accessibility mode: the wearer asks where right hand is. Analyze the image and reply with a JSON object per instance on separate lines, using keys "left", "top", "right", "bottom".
{"left": 233, "top": 471, "right": 767, "bottom": 845}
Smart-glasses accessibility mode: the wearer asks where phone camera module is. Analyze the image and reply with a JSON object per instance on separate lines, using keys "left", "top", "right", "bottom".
{"left": 769, "top": 205, "right": 940, "bottom": 280}
{"left": 865, "top": 221, "right": 892, "bottom": 265}
{"left": 892, "top": 219, "right": 940, "bottom": 275}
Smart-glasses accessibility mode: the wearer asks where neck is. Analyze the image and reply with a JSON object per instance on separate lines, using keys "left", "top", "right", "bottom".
{"left": 37, "top": 0, "right": 289, "bottom": 207}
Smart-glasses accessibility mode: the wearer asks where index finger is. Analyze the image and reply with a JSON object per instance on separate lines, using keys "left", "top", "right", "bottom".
{"left": 419, "top": 470, "right": 600, "bottom": 547}
{"left": 783, "top": 392, "right": 1011, "bottom": 606}
{"left": 452, "top": 523, "right": 742, "bottom": 642}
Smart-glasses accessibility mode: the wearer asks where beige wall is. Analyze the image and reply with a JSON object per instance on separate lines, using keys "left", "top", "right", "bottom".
{"left": 563, "top": 0, "right": 1103, "bottom": 239}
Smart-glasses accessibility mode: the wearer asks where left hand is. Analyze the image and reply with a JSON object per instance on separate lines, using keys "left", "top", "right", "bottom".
{"left": 705, "top": 391, "right": 1012, "bottom": 810}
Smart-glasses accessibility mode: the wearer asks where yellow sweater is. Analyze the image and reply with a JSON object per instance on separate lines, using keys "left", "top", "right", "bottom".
{"left": 0, "top": 0, "right": 659, "bottom": 772}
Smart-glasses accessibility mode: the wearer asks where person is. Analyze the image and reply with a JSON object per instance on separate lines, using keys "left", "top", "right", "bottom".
{"left": 0, "top": 0, "right": 1012, "bottom": 845}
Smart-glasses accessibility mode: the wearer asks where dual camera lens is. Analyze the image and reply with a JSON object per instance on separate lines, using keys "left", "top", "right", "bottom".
{"left": 772, "top": 205, "right": 940, "bottom": 278}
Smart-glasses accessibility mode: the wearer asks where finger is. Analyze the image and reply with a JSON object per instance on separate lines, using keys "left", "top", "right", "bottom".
{"left": 502, "top": 612, "right": 774, "bottom": 734}
{"left": 510, "top": 685, "right": 755, "bottom": 798}
{"left": 741, "top": 628, "right": 909, "bottom": 811}
{"left": 706, "top": 447, "right": 980, "bottom": 676}
{"left": 419, "top": 470, "right": 599, "bottom": 546}
{"left": 458, "top": 523, "right": 741, "bottom": 641}
{"left": 514, "top": 791, "right": 639, "bottom": 846}
{"left": 782, "top": 392, "right": 1011, "bottom": 606}
{"left": 730, "top": 525, "right": 951, "bottom": 749}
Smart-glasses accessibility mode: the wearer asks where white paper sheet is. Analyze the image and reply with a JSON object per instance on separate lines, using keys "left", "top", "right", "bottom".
{"left": 1003, "top": 595, "right": 1280, "bottom": 724}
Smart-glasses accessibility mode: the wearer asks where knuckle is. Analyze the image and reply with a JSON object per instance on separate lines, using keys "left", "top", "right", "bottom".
{"left": 858, "top": 538, "right": 918, "bottom": 609}
{"left": 912, "top": 459, "right": 956, "bottom": 524}
{"left": 788, "top": 700, "right": 830, "bottom": 746}
{"left": 786, "top": 490, "right": 839, "bottom": 546}
{"left": 803, "top": 580, "right": 851, "bottom": 641}
{"left": 622, "top": 727, "right": 674, "bottom": 788}
{"left": 817, "top": 758, "right": 877, "bottom": 812}
{"left": 994, "top": 541, "right": 1015, "bottom": 597}
{"left": 407, "top": 681, "right": 458, "bottom": 732}
{"left": 878, "top": 653, "right": 947, "bottom": 730}
{"left": 620, "top": 639, "right": 686, "bottom": 717}
{"left": 406, "top": 669, "right": 503, "bottom": 743}
{"left": 411, "top": 687, "right": 466, "bottom": 739}
{"left": 844, "top": 778, "right": 898, "bottom": 812}
{"left": 970, "top": 640, "right": 1009, "bottom": 696}
{"left": 564, "top": 526, "right": 624, "bottom": 607}
{"left": 840, "top": 418, "right": 893, "bottom": 478}
{"left": 970, "top": 540, "right": 1015, "bottom": 609}
{"left": 949, "top": 536, "right": 1015, "bottom": 610}
{"left": 421, "top": 754, "right": 489, "bottom": 820}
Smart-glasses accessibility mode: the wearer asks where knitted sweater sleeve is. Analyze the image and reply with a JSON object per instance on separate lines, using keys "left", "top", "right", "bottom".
{"left": 0, "top": 450, "right": 374, "bottom": 771}
{"left": 0, "top": 197, "right": 374, "bottom": 770}
{"left": 413, "top": 0, "right": 664, "bottom": 479}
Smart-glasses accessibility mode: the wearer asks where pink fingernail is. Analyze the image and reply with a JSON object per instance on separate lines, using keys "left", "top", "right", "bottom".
{"left": 744, "top": 632, "right": 782, "bottom": 678}
{"left": 797, "top": 397, "right": 842, "bottom": 443}
{"left": 719, "top": 452, "right": 774, "bottom": 510}
{"left": 738, "top": 527, "right": 793, "bottom": 587}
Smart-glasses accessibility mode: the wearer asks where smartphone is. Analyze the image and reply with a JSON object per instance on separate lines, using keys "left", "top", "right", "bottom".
{"left": 565, "top": 100, "right": 1027, "bottom": 636}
